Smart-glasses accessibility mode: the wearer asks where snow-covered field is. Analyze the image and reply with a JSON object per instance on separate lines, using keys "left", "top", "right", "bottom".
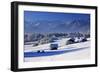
{"left": 24, "top": 38, "right": 90, "bottom": 62}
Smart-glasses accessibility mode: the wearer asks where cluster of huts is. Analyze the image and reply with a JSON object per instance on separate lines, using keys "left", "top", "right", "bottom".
{"left": 50, "top": 37, "right": 87, "bottom": 50}
{"left": 66, "top": 37, "right": 87, "bottom": 45}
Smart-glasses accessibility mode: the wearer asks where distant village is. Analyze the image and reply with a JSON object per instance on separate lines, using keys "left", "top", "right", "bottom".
{"left": 24, "top": 32, "right": 90, "bottom": 47}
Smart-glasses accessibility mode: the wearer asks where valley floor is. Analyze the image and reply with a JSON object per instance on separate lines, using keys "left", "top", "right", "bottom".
{"left": 24, "top": 38, "right": 90, "bottom": 62}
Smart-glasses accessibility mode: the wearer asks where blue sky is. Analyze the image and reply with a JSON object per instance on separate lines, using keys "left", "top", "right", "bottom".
{"left": 24, "top": 11, "right": 90, "bottom": 33}
{"left": 24, "top": 11, "right": 90, "bottom": 22}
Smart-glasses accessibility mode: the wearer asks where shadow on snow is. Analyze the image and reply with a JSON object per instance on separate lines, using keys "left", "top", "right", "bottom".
{"left": 24, "top": 47, "right": 88, "bottom": 57}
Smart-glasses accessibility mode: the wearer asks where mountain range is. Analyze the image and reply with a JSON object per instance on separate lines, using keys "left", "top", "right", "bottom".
{"left": 24, "top": 19, "right": 90, "bottom": 33}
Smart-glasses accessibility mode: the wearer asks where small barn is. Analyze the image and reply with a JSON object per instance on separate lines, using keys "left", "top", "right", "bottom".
{"left": 50, "top": 43, "right": 58, "bottom": 50}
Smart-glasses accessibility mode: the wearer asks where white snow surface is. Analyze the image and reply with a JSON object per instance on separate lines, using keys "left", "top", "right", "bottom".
{"left": 24, "top": 38, "right": 70, "bottom": 52}
{"left": 24, "top": 38, "right": 91, "bottom": 62}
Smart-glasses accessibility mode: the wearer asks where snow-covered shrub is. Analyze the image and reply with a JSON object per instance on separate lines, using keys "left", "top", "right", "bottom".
{"left": 66, "top": 38, "right": 75, "bottom": 45}
{"left": 81, "top": 38, "right": 87, "bottom": 42}
{"left": 32, "top": 42, "right": 38, "bottom": 46}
